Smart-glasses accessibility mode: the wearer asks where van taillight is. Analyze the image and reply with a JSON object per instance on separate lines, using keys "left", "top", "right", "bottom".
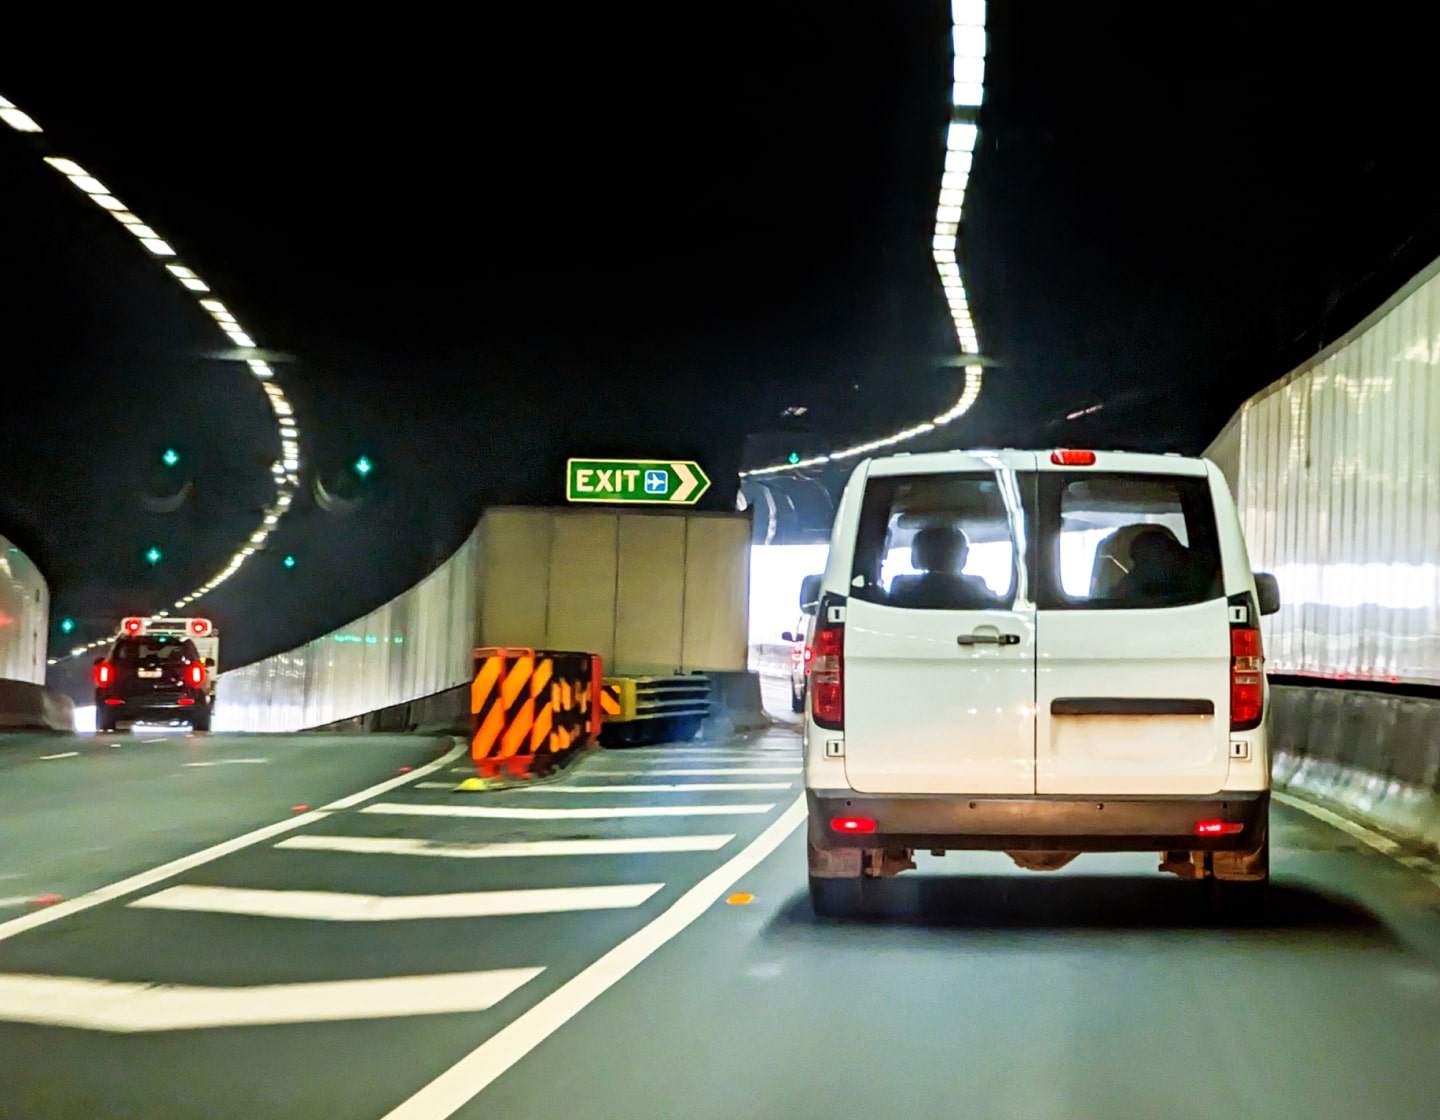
{"left": 1230, "top": 626, "right": 1263, "bottom": 730}
{"left": 810, "top": 620, "right": 844, "bottom": 728}
{"left": 95, "top": 662, "right": 112, "bottom": 686}
{"left": 188, "top": 663, "right": 206, "bottom": 688}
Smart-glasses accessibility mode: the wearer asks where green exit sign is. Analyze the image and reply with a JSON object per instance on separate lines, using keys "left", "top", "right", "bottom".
{"left": 566, "top": 458, "right": 711, "bottom": 506}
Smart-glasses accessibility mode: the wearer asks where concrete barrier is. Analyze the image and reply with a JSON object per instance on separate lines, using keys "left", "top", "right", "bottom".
{"left": 699, "top": 670, "right": 770, "bottom": 739}
{"left": 0, "top": 679, "right": 75, "bottom": 733}
{"left": 307, "top": 684, "right": 470, "bottom": 737}
{"left": 1270, "top": 682, "right": 1440, "bottom": 855}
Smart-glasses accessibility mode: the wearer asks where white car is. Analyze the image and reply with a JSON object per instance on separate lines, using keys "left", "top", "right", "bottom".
{"left": 803, "top": 449, "right": 1279, "bottom": 916}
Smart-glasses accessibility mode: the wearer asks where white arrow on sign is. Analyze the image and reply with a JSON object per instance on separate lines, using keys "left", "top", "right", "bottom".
{"left": 671, "top": 462, "right": 700, "bottom": 503}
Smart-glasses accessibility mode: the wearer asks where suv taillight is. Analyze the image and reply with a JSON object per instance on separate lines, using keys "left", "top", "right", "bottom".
{"left": 810, "top": 619, "right": 844, "bottom": 729}
{"left": 94, "top": 661, "right": 112, "bottom": 687}
{"left": 1230, "top": 625, "right": 1263, "bottom": 730}
{"left": 188, "top": 663, "right": 206, "bottom": 688}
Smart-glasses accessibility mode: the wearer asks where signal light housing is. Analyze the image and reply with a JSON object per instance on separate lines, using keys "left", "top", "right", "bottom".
{"left": 810, "top": 617, "right": 844, "bottom": 729}
{"left": 190, "top": 618, "right": 211, "bottom": 636}
{"left": 1230, "top": 625, "right": 1264, "bottom": 730}
{"left": 1050, "top": 449, "right": 1097, "bottom": 466}
{"left": 122, "top": 617, "right": 143, "bottom": 635}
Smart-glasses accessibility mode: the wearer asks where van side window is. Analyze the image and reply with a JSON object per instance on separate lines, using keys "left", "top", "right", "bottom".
{"left": 851, "top": 473, "right": 1018, "bottom": 610}
{"left": 1037, "top": 473, "right": 1222, "bottom": 610}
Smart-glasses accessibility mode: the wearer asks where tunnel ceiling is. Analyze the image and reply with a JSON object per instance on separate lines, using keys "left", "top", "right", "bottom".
{"left": 6, "top": 5, "right": 1440, "bottom": 665}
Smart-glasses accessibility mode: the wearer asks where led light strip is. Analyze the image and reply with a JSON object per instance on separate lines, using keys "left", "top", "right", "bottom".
{"left": 1, "top": 93, "right": 302, "bottom": 663}
{"left": 741, "top": 0, "right": 987, "bottom": 479}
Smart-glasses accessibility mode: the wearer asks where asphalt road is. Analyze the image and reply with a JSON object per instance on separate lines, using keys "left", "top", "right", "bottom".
{"left": 1, "top": 723, "right": 1439, "bottom": 1120}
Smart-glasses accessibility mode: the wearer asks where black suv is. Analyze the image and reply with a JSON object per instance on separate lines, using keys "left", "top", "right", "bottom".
{"left": 94, "top": 634, "right": 213, "bottom": 732}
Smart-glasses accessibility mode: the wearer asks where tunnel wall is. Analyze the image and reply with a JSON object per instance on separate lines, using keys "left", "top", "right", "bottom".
{"left": 215, "top": 505, "right": 753, "bottom": 732}
{"left": 0, "top": 532, "right": 49, "bottom": 686}
{"left": 1207, "top": 254, "right": 1440, "bottom": 686}
{"left": 476, "top": 507, "right": 750, "bottom": 676}
{"left": 215, "top": 528, "right": 482, "bottom": 732}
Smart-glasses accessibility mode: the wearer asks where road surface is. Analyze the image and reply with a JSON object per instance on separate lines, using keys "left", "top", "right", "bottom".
{"left": 1, "top": 725, "right": 1438, "bottom": 1119}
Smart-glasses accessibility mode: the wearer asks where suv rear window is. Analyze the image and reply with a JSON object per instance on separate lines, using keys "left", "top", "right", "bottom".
{"left": 113, "top": 636, "right": 200, "bottom": 662}
{"left": 851, "top": 472, "right": 1019, "bottom": 610}
{"left": 1036, "top": 472, "right": 1221, "bottom": 610}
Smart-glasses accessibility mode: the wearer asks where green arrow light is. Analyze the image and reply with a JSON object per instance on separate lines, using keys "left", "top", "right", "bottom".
{"left": 787, "top": 451, "right": 800, "bottom": 464}
{"left": 283, "top": 554, "right": 296, "bottom": 569}
{"left": 145, "top": 546, "right": 163, "bottom": 566}
{"left": 162, "top": 448, "right": 180, "bottom": 467}
{"left": 353, "top": 455, "right": 373, "bottom": 478}
{"left": 59, "top": 617, "right": 75, "bottom": 634}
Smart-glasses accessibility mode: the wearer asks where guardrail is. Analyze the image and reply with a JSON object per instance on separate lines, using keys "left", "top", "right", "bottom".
{"left": 600, "top": 674, "right": 711, "bottom": 747}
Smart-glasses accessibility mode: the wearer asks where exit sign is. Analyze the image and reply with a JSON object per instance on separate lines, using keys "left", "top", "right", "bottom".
{"left": 566, "top": 458, "right": 711, "bottom": 505}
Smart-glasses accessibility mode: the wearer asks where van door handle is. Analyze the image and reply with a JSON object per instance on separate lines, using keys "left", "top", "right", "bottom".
{"left": 957, "top": 633, "right": 1021, "bottom": 646}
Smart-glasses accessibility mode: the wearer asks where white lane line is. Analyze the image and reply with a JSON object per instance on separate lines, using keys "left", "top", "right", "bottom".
{"left": 1275, "top": 790, "right": 1440, "bottom": 890}
{"left": 38, "top": 751, "right": 79, "bottom": 760}
{"left": 519, "top": 782, "right": 792, "bottom": 793}
{"left": 183, "top": 758, "right": 268, "bottom": 768}
{"left": 276, "top": 834, "right": 735, "bottom": 859}
{"left": 131, "top": 883, "right": 663, "bottom": 921}
{"left": 321, "top": 744, "right": 464, "bottom": 811}
{"left": 141, "top": 737, "right": 167, "bottom": 743}
{"left": 0, "top": 742, "right": 465, "bottom": 945}
{"left": 362, "top": 802, "right": 775, "bottom": 821}
{"left": 0, "top": 968, "right": 543, "bottom": 1032}
{"left": 382, "top": 795, "right": 807, "bottom": 1120}
{"left": 416, "top": 781, "right": 458, "bottom": 789}
{"left": 585, "top": 767, "right": 801, "bottom": 777}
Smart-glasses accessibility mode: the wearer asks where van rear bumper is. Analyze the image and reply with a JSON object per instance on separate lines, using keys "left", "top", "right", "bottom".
{"left": 807, "top": 789, "right": 1268, "bottom": 853}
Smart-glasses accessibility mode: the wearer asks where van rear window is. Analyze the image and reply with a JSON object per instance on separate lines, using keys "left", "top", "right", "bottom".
{"left": 850, "top": 473, "right": 1019, "bottom": 610}
{"left": 1036, "top": 473, "right": 1221, "bottom": 610}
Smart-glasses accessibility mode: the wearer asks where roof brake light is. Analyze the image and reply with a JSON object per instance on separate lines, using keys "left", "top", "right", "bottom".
{"left": 1051, "top": 449, "right": 1097, "bottom": 466}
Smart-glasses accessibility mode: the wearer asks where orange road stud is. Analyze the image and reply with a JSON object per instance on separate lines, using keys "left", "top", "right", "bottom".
{"left": 726, "top": 892, "right": 755, "bottom": 906}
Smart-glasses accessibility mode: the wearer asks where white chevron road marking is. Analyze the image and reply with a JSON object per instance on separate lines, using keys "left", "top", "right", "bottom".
{"left": 276, "top": 834, "right": 734, "bottom": 859}
{"left": 130, "top": 883, "right": 663, "bottom": 921}
{"left": 0, "top": 968, "right": 542, "bottom": 1032}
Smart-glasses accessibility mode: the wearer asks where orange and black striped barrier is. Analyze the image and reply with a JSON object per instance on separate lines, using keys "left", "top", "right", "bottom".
{"left": 470, "top": 647, "right": 602, "bottom": 778}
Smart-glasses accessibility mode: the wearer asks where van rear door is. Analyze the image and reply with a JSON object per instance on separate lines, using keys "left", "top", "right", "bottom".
{"left": 842, "top": 452, "right": 1037, "bottom": 795}
{"left": 1033, "top": 458, "right": 1231, "bottom": 795}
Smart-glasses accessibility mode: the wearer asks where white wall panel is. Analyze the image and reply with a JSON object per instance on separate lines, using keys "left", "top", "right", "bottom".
{"left": 0, "top": 534, "right": 48, "bottom": 684}
{"left": 216, "top": 527, "right": 481, "bottom": 732}
{"left": 1210, "top": 258, "right": 1440, "bottom": 684}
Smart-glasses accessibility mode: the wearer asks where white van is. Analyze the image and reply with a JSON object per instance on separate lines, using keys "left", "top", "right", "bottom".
{"left": 803, "top": 449, "right": 1280, "bottom": 916}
